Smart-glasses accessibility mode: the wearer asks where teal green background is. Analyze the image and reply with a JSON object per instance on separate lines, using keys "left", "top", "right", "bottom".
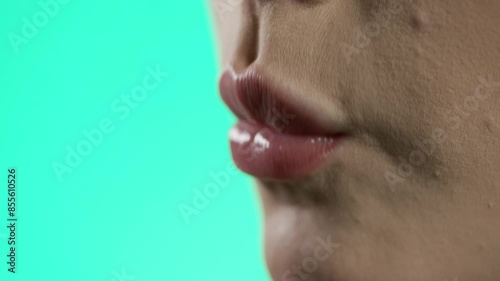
{"left": 0, "top": 1, "right": 269, "bottom": 280}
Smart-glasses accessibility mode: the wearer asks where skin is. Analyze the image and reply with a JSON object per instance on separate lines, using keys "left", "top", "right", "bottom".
{"left": 211, "top": 1, "right": 500, "bottom": 280}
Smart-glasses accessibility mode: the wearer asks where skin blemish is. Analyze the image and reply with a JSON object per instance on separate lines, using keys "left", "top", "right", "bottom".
{"left": 485, "top": 120, "right": 494, "bottom": 134}
{"left": 414, "top": 44, "right": 424, "bottom": 56}
{"left": 483, "top": 117, "right": 500, "bottom": 134}
{"left": 410, "top": 8, "right": 430, "bottom": 31}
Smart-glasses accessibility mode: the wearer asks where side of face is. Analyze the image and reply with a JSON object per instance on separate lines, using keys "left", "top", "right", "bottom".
{"left": 212, "top": 1, "right": 500, "bottom": 280}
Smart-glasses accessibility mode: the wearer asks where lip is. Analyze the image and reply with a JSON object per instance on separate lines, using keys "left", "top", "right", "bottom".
{"left": 219, "top": 66, "right": 343, "bottom": 180}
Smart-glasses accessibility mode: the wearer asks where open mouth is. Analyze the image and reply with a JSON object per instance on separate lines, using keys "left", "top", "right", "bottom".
{"left": 219, "top": 66, "right": 345, "bottom": 180}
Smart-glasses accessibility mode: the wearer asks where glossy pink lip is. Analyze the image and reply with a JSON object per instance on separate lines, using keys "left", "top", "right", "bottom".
{"left": 219, "top": 67, "right": 343, "bottom": 180}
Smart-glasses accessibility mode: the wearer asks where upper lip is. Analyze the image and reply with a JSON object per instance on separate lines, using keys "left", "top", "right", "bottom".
{"left": 219, "top": 66, "right": 341, "bottom": 136}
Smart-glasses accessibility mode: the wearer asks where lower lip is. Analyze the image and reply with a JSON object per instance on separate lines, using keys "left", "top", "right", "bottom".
{"left": 229, "top": 120, "right": 341, "bottom": 180}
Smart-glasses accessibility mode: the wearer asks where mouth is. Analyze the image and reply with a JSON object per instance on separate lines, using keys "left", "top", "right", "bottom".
{"left": 219, "top": 66, "right": 344, "bottom": 180}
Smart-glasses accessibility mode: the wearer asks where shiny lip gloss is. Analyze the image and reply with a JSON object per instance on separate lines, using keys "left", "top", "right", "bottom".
{"left": 219, "top": 67, "right": 344, "bottom": 180}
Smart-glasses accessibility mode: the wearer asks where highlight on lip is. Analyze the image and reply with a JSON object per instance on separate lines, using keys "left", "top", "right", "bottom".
{"left": 220, "top": 66, "right": 343, "bottom": 180}
{"left": 229, "top": 120, "right": 339, "bottom": 180}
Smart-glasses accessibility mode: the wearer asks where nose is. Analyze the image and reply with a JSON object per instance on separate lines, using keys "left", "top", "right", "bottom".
{"left": 220, "top": 0, "right": 259, "bottom": 73}
{"left": 221, "top": 0, "right": 333, "bottom": 72}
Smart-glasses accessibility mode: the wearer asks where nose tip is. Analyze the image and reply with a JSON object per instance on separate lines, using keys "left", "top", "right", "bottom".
{"left": 226, "top": 0, "right": 260, "bottom": 74}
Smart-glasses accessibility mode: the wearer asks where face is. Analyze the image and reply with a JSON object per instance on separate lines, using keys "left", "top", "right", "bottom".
{"left": 212, "top": 1, "right": 500, "bottom": 280}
